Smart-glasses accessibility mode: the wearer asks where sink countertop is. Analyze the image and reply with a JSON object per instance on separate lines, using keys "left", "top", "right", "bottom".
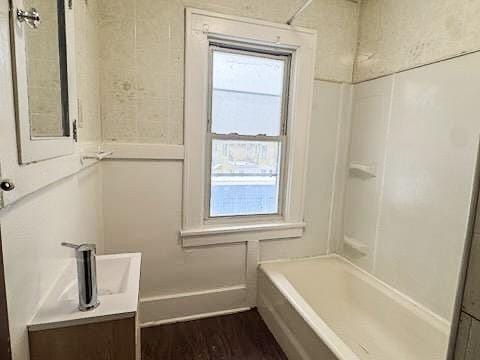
{"left": 28, "top": 253, "right": 141, "bottom": 332}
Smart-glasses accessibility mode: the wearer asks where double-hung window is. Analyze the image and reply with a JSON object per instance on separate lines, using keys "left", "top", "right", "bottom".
{"left": 207, "top": 46, "right": 291, "bottom": 218}
{"left": 182, "top": 9, "right": 316, "bottom": 246}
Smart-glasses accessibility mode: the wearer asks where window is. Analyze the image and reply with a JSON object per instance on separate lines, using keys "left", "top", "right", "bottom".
{"left": 182, "top": 9, "right": 316, "bottom": 246}
{"left": 207, "top": 47, "right": 291, "bottom": 218}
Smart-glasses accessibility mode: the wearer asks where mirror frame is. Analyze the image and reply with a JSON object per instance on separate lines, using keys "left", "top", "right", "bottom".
{"left": 9, "top": 0, "right": 76, "bottom": 164}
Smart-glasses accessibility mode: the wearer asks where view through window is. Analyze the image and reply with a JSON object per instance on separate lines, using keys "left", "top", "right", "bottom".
{"left": 208, "top": 48, "right": 290, "bottom": 217}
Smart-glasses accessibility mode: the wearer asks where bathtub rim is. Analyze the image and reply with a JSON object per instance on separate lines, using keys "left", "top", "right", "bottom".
{"left": 259, "top": 254, "right": 450, "bottom": 360}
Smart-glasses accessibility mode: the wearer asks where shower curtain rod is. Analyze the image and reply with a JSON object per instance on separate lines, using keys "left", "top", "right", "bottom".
{"left": 286, "top": 0, "right": 359, "bottom": 25}
{"left": 286, "top": 0, "right": 312, "bottom": 25}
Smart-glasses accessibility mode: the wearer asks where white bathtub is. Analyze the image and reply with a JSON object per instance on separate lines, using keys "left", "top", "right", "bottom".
{"left": 257, "top": 255, "right": 450, "bottom": 360}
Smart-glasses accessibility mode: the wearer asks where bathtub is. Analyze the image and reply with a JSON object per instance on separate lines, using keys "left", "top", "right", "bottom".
{"left": 257, "top": 255, "right": 450, "bottom": 360}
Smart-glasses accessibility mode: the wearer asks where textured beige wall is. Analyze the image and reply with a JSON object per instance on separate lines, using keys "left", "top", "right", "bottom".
{"left": 354, "top": 0, "right": 480, "bottom": 82}
{"left": 75, "top": 0, "right": 102, "bottom": 142}
{"left": 98, "top": 0, "right": 360, "bottom": 144}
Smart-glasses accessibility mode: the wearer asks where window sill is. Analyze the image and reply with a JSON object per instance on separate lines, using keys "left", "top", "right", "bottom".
{"left": 180, "top": 222, "right": 306, "bottom": 247}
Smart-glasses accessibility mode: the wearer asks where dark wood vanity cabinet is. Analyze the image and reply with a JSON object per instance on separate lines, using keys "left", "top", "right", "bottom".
{"left": 28, "top": 315, "right": 137, "bottom": 360}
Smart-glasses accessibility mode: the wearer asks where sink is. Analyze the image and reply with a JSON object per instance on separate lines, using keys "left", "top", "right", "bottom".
{"left": 59, "top": 256, "right": 132, "bottom": 301}
{"left": 29, "top": 253, "right": 141, "bottom": 331}
{"left": 97, "top": 256, "right": 131, "bottom": 295}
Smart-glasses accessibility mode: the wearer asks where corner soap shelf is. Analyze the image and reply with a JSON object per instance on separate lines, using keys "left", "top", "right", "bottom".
{"left": 349, "top": 162, "right": 377, "bottom": 177}
{"left": 344, "top": 236, "right": 368, "bottom": 255}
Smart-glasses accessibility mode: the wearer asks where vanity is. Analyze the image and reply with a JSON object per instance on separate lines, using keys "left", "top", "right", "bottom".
{"left": 27, "top": 253, "right": 142, "bottom": 360}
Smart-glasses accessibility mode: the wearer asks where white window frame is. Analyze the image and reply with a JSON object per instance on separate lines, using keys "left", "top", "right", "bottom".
{"left": 181, "top": 8, "right": 316, "bottom": 246}
{"left": 205, "top": 44, "right": 291, "bottom": 221}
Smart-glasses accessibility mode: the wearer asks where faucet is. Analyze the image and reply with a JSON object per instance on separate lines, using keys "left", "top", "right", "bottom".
{"left": 62, "top": 242, "right": 100, "bottom": 311}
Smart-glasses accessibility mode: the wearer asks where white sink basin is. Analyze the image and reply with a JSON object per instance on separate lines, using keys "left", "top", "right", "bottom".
{"left": 97, "top": 256, "right": 131, "bottom": 295}
{"left": 29, "top": 253, "right": 141, "bottom": 331}
{"left": 59, "top": 256, "right": 132, "bottom": 300}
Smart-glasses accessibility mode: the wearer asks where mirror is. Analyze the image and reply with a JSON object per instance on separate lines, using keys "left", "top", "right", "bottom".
{"left": 10, "top": 0, "right": 75, "bottom": 164}
{"left": 23, "top": 0, "right": 69, "bottom": 138}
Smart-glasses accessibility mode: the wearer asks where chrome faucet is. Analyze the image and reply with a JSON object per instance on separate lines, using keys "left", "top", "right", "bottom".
{"left": 62, "top": 242, "right": 100, "bottom": 311}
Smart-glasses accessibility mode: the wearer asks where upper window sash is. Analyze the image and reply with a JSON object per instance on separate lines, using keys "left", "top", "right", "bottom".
{"left": 207, "top": 45, "right": 291, "bottom": 137}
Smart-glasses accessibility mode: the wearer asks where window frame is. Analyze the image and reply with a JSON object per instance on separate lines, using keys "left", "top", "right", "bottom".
{"left": 205, "top": 44, "right": 292, "bottom": 222}
{"left": 181, "top": 8, "right": 317, "bottom": 246}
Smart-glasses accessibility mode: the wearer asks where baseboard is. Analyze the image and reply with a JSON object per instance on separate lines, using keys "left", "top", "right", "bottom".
{"left": 141, "top": 307, "right": 251, "bottom": 327}
{"left": 139, "top": 285, "right": 248, "bottom": 326}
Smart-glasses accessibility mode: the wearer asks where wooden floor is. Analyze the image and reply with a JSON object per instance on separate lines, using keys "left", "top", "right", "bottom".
{"left": 141, "top": 309, "right": 288, "bottom": 360}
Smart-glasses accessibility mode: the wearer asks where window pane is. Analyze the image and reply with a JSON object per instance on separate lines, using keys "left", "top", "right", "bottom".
{"left": 211, "top": 51, "right": 286, "bottom": 136}
{"left": 210, "top": 139, "right": 282, "bottom": 217}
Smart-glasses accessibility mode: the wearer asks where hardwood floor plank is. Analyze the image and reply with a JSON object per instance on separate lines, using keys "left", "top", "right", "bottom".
{"left": 141, "top": 309, "right": 287, "bottom": 360}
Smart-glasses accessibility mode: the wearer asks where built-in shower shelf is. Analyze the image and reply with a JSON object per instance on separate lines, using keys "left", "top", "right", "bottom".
{"left": 344, "top": 236, "right": 368, "bottom": 255}
{"left": 349, "top": 162, "right": 377, "bottom": 177}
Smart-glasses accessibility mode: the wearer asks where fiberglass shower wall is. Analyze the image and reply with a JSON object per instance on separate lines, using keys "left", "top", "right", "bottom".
{"left": 342, "top": 51, "right": 480, "bottom": 322}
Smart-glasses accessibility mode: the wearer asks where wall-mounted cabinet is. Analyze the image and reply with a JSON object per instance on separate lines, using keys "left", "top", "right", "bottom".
{"left": 0, "top": 0, "right": 90, "bottom": 211}
{"left": 9, "top": 0, "right": 77, "bottom": 164}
